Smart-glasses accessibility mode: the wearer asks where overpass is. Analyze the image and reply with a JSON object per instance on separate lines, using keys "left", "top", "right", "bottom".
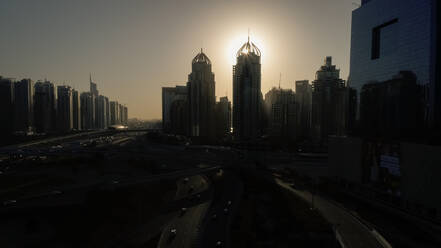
{"left": 0, "top": 129, "right": 161, "bottom": 152}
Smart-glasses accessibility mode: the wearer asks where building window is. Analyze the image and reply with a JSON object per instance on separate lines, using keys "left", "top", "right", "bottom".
{"left": 371, "top": 18, "right": 398, "bottom": 60}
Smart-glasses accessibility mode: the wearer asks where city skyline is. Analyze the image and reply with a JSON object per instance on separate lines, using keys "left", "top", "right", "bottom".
{"left": 1, "top": 1, "right": 441, "bottom": 247}
{"left": 0, "top": 0, "right": 358, "bottom": 119}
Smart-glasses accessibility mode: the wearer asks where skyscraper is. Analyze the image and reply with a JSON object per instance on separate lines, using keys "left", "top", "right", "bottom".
{"left": 34, "top": 81, "right": 56, "bottom": 133}
{"left": 162, "top": 86, "right": 188, "bottom": 132}
{"left": 0, "top": 77, "right": 15, "bottom": 135}
{"left": 123, "top": 105, "right": 128, "bottom": 125}
{"left": 233, "top": 36, "right": 262, "bottom": 140}
{"left": 105, "top": 96, "right": 110, "bottom": 127}
{"left": 187, "top": 49, "right": 216, "bottom": 140}
{"left": 72, "top": 89, "right": 81, "bottom": 130}
{"left": 90, "top": 74, "right": 98, "bottom": 129}
{"left": 349, "top": 0, "right": 440, "bottom": 129}
{"left": 118, "top": 103, "right": 123, "bottom": 125}
{"left": 295, "top": 80, "right": 312, "bottom": 140}
{"left": 169, "top": 100, "right": 188, "bottom": 135}
{"left": 311, "top": 57, "right": 347, "bottom": 143}
{"left": 264, "top": 87, "right": 296, "bottom": 140}
{"left": 215, "top": 96, "right": 232, "bottom": 139}
{"left": 57, "top": 85, "right": 73, "bottom": 132}
{"left": 14, "top": 79, "right": 34, "bottom": 133}
{"left": 96, "top": 95, "right": 108, "bottom": 129}
{"left": 80, "top": 92, "right": 94, "bottom": 130}
{"left": 109, "top": 101, "right": 119, "bottom": 125}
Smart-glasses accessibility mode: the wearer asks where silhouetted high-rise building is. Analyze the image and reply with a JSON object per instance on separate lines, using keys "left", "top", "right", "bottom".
{"left": 349, "top": 0, "right": 440, "bottom": 129}
{"left": 96, "top": 95, "right": 108, "bottom": 129}
{"left": 312, "top": 57, "right": 347, "bottom": 144}
{"left": 72, "top": 89, "right": 81, "bottom": 130}
{"left": 360, "top": 71, "right": 424, "bottom": 139}
{"left": 233, "top": 36, "right": 262, "bottom": 140}
{"left": 57, "top": 85, "right": 73, "bottom": 132}
{"left": 215, "top": 96, "right": 231, "bottom": 139}
{"left": 90, "top": 74, "right": 98, "bottom": 129}
{"left": 80, "top": 92, "right": 94, "bottom": 130}
{"left": 0, "top": 77, "right": 15, "bottom": 135}
{"left": 14, "top": 79, "right": 34, "bottom": 133}
{"left": 162, "top": 86, "right": 188, "bottom": 132}
{"left": 264, "top": 87, "right": 296, "bottom": 140}
{"left": 109, "top": 101, "right": 119, "bottom": 125}
{"left": 170, "top": 99, "right": 188, "bottom": 135}
{"left": 295, "top": 80, "right": 312, "bottom": 140}
{"left": 187, "top": 49, "right": 216, "bottom": 140}
{"left": 123, "top": 105, "right": 128, "bottom": 125}
{"left": 118, "top": 104, "right": 124, "bottom": 125}
{"left": 34, "top": 81, "right": 56, "bottom": 133}
{"left": 105, "top": 96, "right": 110, "bottom": 127}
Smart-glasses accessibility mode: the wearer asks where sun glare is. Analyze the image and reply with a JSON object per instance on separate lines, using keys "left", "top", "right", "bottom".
{"left": 226, "top": 33, "right": 265, "bottom": 65}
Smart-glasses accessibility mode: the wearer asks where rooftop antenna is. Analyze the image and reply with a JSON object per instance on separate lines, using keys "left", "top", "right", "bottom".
{"left": 89, "top": 73, "right": 92, "bottom": 84}
{"left": 279, "top": 73, "right": 282, "bottom": 89}
{"left": 201, "top": 39, "right": 204, "bottom": 53}
{"left": 248, "top": 28, "right": 250, "bottom": 42}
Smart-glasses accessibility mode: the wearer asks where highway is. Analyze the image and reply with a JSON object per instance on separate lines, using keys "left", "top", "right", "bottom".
{"left": 197, "top": 171, "right": 243, "bottom": 248}
{"left": 0, "top": 165, "right": 221, "bottom": 212}
{"left": 157, "top": 175, "right": 211, "bottom": 248}
{"left": 276, "top": 178, "right": 389, "bottom": 248}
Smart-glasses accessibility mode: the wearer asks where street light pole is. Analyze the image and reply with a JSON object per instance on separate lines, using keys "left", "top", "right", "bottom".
{"left": 310, "top": 178, "right": 315, "bottom": 210}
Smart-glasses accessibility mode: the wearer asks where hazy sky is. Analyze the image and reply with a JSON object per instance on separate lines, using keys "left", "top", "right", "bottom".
{"left": 0, "top": 0, "right": 360, "bottom": 119}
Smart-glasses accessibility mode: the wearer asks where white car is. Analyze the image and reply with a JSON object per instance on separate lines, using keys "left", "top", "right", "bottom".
{"left": 3, "top": 199, "right": 16, "bottom": 206}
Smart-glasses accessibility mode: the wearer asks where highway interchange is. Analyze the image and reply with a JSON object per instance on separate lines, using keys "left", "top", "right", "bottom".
{"left": 0, "top": 130, "right": 408, "bottom": 248}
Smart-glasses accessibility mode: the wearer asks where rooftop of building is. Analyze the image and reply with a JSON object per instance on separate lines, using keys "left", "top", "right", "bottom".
{"left": 237, "top": 36, "right": 261, "bottom": 57}
{"left": 192, "top": 48, "right": 211, "bottom": 65}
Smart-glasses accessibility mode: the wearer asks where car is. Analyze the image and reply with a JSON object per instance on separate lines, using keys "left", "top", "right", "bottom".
{"left": 227, "top": 200, "right": 232, "bottom": 206}
{"left": 223, "top": 208, "right": 229, "bottom": 214}
{"left": 212, "top": 214, "right": 217, "bottom": 220}
{"left": 180, "top": 207, "right": 187, "bottom": 216}
{"left": 3, "top": 199, "right": 16, "bottom": 206}
{"left": 170, "top": 228, "right": 177, "bottom": 237}
{"left": 216, "top": 241, "right": 223, "bottom": 247}
{"left": 188, "top": 186, "right": 194, "bottom": 193}
{"left": 50, "top": 190, "right": 62, "bottom": 195}
{"left": 183, "top": 177, "right": 189, "bottom": 183}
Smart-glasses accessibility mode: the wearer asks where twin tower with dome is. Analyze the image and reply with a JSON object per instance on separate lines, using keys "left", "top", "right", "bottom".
{"left": 162, "top": 36, "right": 262, "bottom": 142}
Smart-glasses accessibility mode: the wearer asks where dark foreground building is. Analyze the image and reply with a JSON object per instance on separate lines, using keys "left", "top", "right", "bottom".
{"left": 360, "top": 71, "right": 425, "bottom": 139}
{"left": 233, "top": 37, "right": 263, "bottom": 140}
{"left": 349, "top": 0, "right": 441, "bottom": 130}
{"left": 311, "top": 57, "right": 347, "bottom": 144}
{"left": 34, "top": 81, "right": 56, "bottom": 133}
{"left": 264, "top": 87, "right": 296, "bottom": 142}
{"left": 0, "top": 77, "right": 15, "bottom": 135}
{"left": 14, "top": 79, "right": 34, "bottom": 133}
{"left": 187, "top": 49, "right": 216, "bottom": 141}
{"left": 215, "top": 96, "right": 232, "bottom": 139}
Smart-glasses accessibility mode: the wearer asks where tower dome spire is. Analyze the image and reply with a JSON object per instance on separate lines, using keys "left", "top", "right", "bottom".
{"left": 236, "top": 32, "right": 261, "bottom": 57}
{"left": 192, "top": 48, "right": 211, "bottom": 64}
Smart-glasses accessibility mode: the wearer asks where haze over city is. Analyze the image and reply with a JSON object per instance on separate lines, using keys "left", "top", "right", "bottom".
{"left": 0, "top": 0, "right": 357, "bottom": 119}
{"left": 2, "top": 0, "right": 441, "bottom": 247}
